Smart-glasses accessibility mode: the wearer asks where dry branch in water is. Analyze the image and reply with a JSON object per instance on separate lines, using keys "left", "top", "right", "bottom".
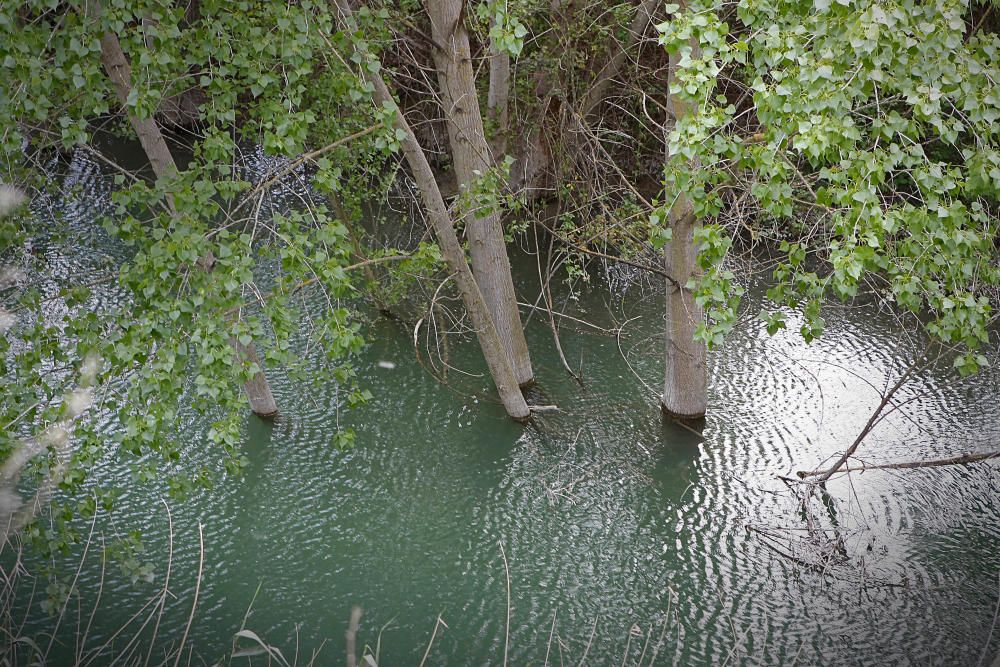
{"left": 796, "top": 450, "right": 1000, "bottom": 479}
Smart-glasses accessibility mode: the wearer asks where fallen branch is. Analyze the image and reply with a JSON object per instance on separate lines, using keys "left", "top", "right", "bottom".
{"left": 796, "top": 450, "right": 1000, "bottom": 480}
{"left": 812, "top": 344, "right": 931, "bottom": 485}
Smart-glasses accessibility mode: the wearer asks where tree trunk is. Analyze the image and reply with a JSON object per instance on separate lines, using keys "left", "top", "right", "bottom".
{"left": 661, "top": 44, "right": 707, "bottom": 419}
{"left": 661, "top": 204, "right": 706, "bottom": 418}
{"left": 231, "top": 338, "right": 279, "bottom": 418}
{"left": 97, "top": 24, "right": 279, "bottom": 419}
{"left": 98, "top": 31, "right": 178, "bottom": 210}
{"left": 426, "top": 0, "right": 534, "bottom": 387}
{"left": 487, "top": 37, "right": 510, "bottom": 159}
{"left": 330, "top": 0, "right": 530, "bottom": 419}
{"left": 370, "top": 80, "right": 531, "bottom": 420}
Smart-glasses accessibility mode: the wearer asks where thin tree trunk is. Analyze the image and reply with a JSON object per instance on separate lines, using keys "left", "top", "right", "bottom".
{"left": 487, "top": 38, "right": 510, "bottom": 158}
{"left": 426, "top": 0, "right": 534, "bottom": 387}
{"left": 96, "top": 23, "right": 279, "bottom": 419}
{"left": 330, "top": 0, "right": 529, "bottom": 419}
{"left": 371, "top": 79, "right": 530, "bottom": 419}
{"left": 661, "top": 43, "right": 707, "bottom": 420}
{"left": 578, "top": 0, "right": 659, "bottom": 121}
{"left": 98, "top": 31, "right": 177, "bottom": 209}
{"left": 511, "top": 0, "right": 658, "bottom": 196}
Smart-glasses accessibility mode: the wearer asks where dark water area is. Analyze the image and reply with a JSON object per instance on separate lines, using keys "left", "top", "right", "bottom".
{"left": 5, "top": 143, "right": 1000, "bottom": 665}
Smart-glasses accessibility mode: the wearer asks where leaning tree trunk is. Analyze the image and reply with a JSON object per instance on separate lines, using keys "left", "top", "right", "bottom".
{"left": 330, "top": 0, "right": 530, "bottom": 420}
{"left": 229, "top": 338, "right": 279, "bottom": 418}
{"left": 426, "top": 0, "right": 534, "bottom": 388}
{"left": 370, "top": 76, "right": 530, "bottom": 420}
{"left": 97, "top": 24, "right": 278, "bottom": 418}
{"left": 661, "top": 44, "right": 707, "bottom": 419}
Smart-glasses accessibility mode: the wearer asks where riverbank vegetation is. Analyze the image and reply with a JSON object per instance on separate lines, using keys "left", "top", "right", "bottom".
{"left": 1, "top": 0, "right": 999, "bottom": 662}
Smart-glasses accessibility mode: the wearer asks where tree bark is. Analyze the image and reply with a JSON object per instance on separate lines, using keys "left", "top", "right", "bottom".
{"left": 661, "top": 44, "right": 707, "bottom": 419}
{"left": 371, "top": 80, "right": 530, "bottom": 419}
{"left": 661, "top": 204, "right": 706, "bottom": 418}
{"left": 487, "top": 36, "right": 510, "bottom": 158}
{"left": 231, "top": 338, "right": 279, "bottom": 419}
{"left": 96, "top": 23, "right": 279, "bottom": 419}
{"left": 426, "top": 0, "right": 534, "bottom": 387}
{"left": 98, "top": 32, "right": 177, "bottom": 191}
{"left": 330, "top": 1, "right": 530, "bottom": 419}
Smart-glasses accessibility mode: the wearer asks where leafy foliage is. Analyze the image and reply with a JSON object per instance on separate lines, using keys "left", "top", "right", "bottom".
{"left": 657, "top": 0, "right": 999, "bottom": 367}
{"left": 0, "top": 0, "right": 404, "bottom": 571}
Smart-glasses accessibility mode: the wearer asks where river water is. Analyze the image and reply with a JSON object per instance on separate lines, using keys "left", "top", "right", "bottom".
{"left": 7, "top": 143, "right": 1000, "bottom": 665}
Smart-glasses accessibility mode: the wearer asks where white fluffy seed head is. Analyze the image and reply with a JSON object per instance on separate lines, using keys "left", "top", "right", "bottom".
{"left": 65, "top": 388, "right": 93, "bottom": 418}
{"left": 0, "top": 308, "right": 14, "bottom": 333}
{"left": 80, "top": 354, "right": 101, "bottom": 385}
{"left": 45, "top": 424, "right": 70, "bottom": 448}
{"left": 0, "top": 266, "right": 24, "bottom": 290}
{"left": 0, "top": 184, "right": 27, "bottom": 218}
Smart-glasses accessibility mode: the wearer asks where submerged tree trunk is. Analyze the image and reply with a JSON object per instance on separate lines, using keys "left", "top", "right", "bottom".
{"left": 370, "top": 80, "right": 531, "bottom": 420}
{"left": 331, "top": 0, "right": 530, "bottom": 419}
{"left": 662, "top": 204, "right": 706, "bottom": 418}
{"left": 426, "top": 0, "right": 534, "bottom": 387}
{"left": 661, "top": 46, "right": 707, "bottom": 420}
{"left": 230, "top": 338, "right": 279, "bottom": 418}
{"left": 97, "top": 25, "right": 279, "bottom": 419}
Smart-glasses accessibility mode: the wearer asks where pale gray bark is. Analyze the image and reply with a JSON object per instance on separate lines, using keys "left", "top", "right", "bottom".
{"left": 231, "top": 338, "right": 279, "bottom": 418}
{"left": 97, "top": 22, "right": 279, "bottom": 419}
{"left": 661, "top": 204, "right": 706, "bottom": 419}
{"left": 487, "top": 39, "right": 510, "bottom": 158}
{"left": 369, "top": 79, "right": 530, "bottom": 419}
{"left": 661, "top": 44, "right": 707, "bottom": 419}
{"left": 331, "top": 0, "right": 530, "bottom": 419}
{"left": 426, "top": 0, "right": 534, "bottom": 387}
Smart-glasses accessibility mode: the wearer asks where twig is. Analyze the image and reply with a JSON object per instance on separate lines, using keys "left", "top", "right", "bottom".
{"left": 797, "top": 450, "right": 1000, "bottom": 480}
{"left": 174, "top": 523, "right": 204, "bottom": 667}
{"left": 577, "top": 617, "right": 598, "bottom": 667}
{"left": 499, "top": 541, "right": 511, "bottom": 667}
{"left": 544, "top": 610, "right": 557, "bottom": 667}
{"left": 232, "top": 124, "right": 382, "bottom": 217}
{"left": 812, "top": 345, "right": 930, "bottom": 485}
{"left": 145, "top": 500, "right": 175, "bottom": 667}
